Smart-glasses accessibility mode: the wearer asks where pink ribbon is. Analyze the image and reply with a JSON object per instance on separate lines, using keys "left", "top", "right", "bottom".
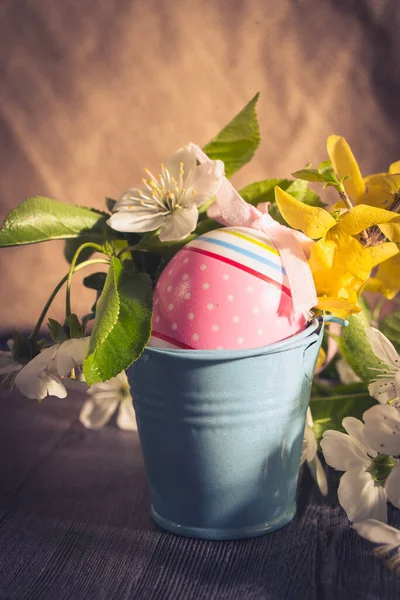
{"left": 189, "top": 143, "right": 317, "bottom": 318}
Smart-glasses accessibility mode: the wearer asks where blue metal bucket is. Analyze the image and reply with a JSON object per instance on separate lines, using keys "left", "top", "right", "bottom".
{"left": 127, "top": 316, "right": 340, "bottom": 540}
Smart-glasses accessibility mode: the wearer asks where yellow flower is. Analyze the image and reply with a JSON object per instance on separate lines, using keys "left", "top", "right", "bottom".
{"left": 327, "top": 135, "right": 400, "bottom": 298}
{"left": 275, "top": 187, "right": 399, "bottom": 316}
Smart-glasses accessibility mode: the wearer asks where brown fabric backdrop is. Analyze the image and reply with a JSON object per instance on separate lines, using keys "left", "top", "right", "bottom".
{"left": 1, "top": 0, "right": 399, "bottom": 332}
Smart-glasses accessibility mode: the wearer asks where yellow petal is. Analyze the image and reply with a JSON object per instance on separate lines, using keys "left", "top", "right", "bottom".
{"left": 363, "top": 241, "right": 399, "bottom": 269}
{"left": 327, "top": 135, "right": 365, "bottom": 202}
{"left": 316, "top": 347, "right": 327, "bottom": 370}
{"left": 338, "top": 204, "right": 400, "bottom": 235}
{"left": 362, "top": 173, "right": 400, "bottom": 210}
{"left": 371, "top": 254, "right": 400, "bottom": 299}
{"left": 308, "top": 238, "right": 336, "bottom": 271}
{"left": 316, "top": 296, "right": 361, "bottom": 318}
{"left": 363, "top": 277, "right": 383, "bottom": 294}
{"left": 311, "top": 230, "right": 397, "bottom": 301}
{"left": 379, "top": 219, "right": 400, "bottom": 242}
{"left": 389, "top": 161, "right": 400, "bottom": 174}
{"left": 274, "top": 186, "right": 336, "bottom": 239}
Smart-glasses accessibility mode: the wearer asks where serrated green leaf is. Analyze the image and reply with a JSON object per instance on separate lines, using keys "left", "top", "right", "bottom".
{"left": 380, "top": 310, "right": 400, "bottom": 353}
{"left": 68, "top": 314, "right": 83, "bottom": 339}
{"left": 311, "top": 384, "right": 376, "bottom": 441}
{"left": 83, "top": 258, "right": 153, "bottom": 384}
{"left": 0, "top": 197, "right": 110, "bottom": 247}
{"left": 48, "top": 318, "right": 68, "bottom": 344}
{"left": 336, "top": 313, "right": 382, "bottom": 383}
{"left": 203, "top": 93, "right": 260, "bottom": 178}
{"left": 83, "top": 272, "right": 107, "bottom": 291}
{"left": 240, "top": 179, "right": 289, "bottom": 206}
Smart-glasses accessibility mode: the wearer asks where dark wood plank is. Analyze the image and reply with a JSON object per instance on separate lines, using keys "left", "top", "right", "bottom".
{"left": 0, "top": 391, "right": 400, "bottom": 599}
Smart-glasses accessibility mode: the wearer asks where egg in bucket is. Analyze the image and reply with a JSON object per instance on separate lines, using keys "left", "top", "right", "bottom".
{"left": 149, "top": 226, "right": 307, "bottom": 350}
{"left": 128, "top": 143, "right": 324, "bottom": 540}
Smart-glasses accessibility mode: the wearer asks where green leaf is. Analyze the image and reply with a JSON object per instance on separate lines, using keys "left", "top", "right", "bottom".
{"left": 83, "top": 272, "right": 107, "bottom": 291}
{"left": 311, "top": 382, "right": 376, "bottom": 441}
{"left": 203, "top": 93, "right": 260, "bottom": 178}
{"left": 380, "top": 310, "right": 400, "bottom": 353}
{"left": 0, "top": 197, "right": 110, "bottom": 247}
{"left": 292, "top": 169, "right": 330, "bottom": 183}
{"left": 239, "top": 178, "right": 324, "bottom": 225}
{"left": 64, "top": 237, "right": 97, "bottom": 264}
{"left": 68, "top": 314, "right": 84, "bottom": 339}
{"left": 83, "top": 258, "right": 153, "bottom": 384}
{"left": 318, "top": 160, "right": 333, "bottom": 174}
{"left": 336, "top": 313, "right": 382, "bottom": 383}
{"left": 48, "top": 319, "right": 68, "bottom": 344}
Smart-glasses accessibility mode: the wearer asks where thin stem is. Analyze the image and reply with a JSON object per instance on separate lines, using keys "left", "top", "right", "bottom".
{"left": 338, "top": 185, "right": 354, "bottom": 211}
{"left": 117, "top": 245, "right": 138, "bottom": 260}
{"left": 338, "top": 185, "right": 369, "bottom": 242}
{"left": 66, "top": 243, "right": 106, "bottom": 318}
{"left": 29, "top": 258, "right": 109, "bottom": 340}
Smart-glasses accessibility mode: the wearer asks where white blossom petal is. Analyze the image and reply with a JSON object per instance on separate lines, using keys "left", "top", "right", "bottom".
{"left": 159, "top": 205, "right": 198, "bottom": 242}
{"left": 56, "top": 338, "right": 90, "bottom": 377}
{"left": 112, "top": 188, "right": 147, "bottom": 211}
{"left": 320, "top": 429, "right": 371, "bottom": 471}
{"left": 353, "top": 519, "right": 400, "bottom": 545}
{"left": 363, "top": 404, "right": 400, "bottom": 456}
{"left": 107, "top": 208, "right": 166, "bottom": 233}
{"left": 166, "top": 146, "right": 196, "bottom": 184}
{"left": 42, "top": 374, "right": 68, "bottom": 399}
{"left": 396, "top": 371, "right": 400, "bottom": 402}
{"left": 308, "top": 453, "right": 328, "bottom": 496}
{"left": 338, "top": 467, "right": 387, "bottom": 523}
{"left": 366, "top": 327, "right": 400, "bottom": 370}
{"left": 343, "top": 417, "right": 376, "bottom": 455}
{"left": 336, "top": 359, "right": 361, "bottom": 384}
{"left": 0, "top": 351, "right": 22, "bottom": 375}
{"left": 79, "top": 396, "right": 119, "bottom": 429}
{"left": 385, "top": 463, "right": 400, "bottom": 509}
{"left": 368, "top": 378, "right": 398, "bottom": 404}
{"left": 117, "top": 400, "right": 137, "bottom": 431}
{"left": 14, "top": 345, "right": 67, "bottom": 400}
{"left": 186, "top": 160, "right": 225, "bottom": 207}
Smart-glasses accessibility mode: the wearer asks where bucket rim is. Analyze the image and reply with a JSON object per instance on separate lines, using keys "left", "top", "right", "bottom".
{"left": 139, "top": 317, "right": 324, "bottom": 362}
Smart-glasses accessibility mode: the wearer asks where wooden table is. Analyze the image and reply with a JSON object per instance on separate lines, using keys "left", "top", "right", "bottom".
{"left": 1, "top": 389, "right": 399, "bottom": 599}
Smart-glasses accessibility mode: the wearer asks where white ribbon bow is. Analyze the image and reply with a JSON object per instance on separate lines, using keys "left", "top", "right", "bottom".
{"left": 189, "top": 143, "right": 317, "bottom": 319}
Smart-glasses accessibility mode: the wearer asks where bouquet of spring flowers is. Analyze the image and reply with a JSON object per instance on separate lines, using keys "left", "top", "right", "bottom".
{"left": 1, "top": 94, "right": 400, "bottom": 565}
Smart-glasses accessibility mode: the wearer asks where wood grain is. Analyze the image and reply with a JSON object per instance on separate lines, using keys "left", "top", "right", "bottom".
{"left": 1, "top": 388, "right": 400, "bottom": 599}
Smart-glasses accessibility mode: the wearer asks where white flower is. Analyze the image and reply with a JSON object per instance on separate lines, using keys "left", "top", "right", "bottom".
{"left": 301, "top": 408, "right": 328, "bottom": 496}
{"left": 14, "top": 344, "right": 66, "bottom": 400}
{"left": 79, "top": 371, "right": 137, "bottom": 431}
{"left": 0, "top": 340, "right": 22, "bottom": 376}
{"left": 363, "top": 403, "right": 400, "bottom": 457}
{"left": 13, "top": 337, "right": 90, "bottom": 401}
{"left": 336, "top": 359, "right": 361, "bottom": 385}
{"left": 366, "top": 327, "right": 400, "bottom": 406}
{"left": 321, "top": 417, "right": 389, "bottom": 522}
{"left": 108, "top": 145, "right": 224, "bottom": 242}
{"left": 353, "top": 519, "right": 400, "bottom": 573}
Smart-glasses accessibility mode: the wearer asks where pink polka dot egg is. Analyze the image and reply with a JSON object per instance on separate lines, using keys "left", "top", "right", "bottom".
{"left": 148, "top": 226, "right": 308, "bottom": 351}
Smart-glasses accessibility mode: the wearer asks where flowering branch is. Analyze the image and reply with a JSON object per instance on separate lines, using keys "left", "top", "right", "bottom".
{"left": 65, "top": 243, "right": 108, "bottom": 319}
{"left": 29, "top": 257, "right": 110, "bottom": 340}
